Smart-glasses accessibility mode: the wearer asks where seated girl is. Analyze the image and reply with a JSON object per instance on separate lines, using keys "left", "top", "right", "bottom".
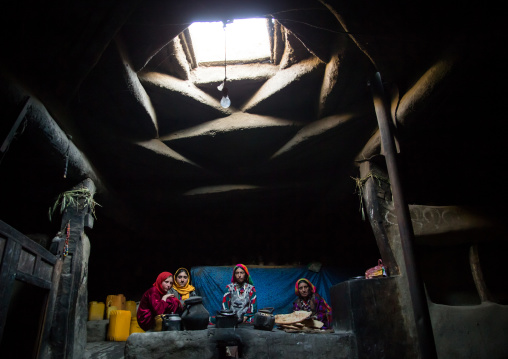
{"left": 136, "top": 271, "right": 181, "bottom": 331}
{"left": 222, "top": 264, "right": 257, "bottom": 323}
{"left": 173, "top": 267, "right": 197, "bottom": 300}
{"left": 293, "top": 278, "right": 332, "bottom": 329}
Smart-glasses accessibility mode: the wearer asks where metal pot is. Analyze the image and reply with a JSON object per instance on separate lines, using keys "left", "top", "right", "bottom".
{"left": 253, "top": 307, "right": 275, "bottom": 331}
{"left": 216, "top": 309, "right": 238, "bottom": 328}
{"left": 161, "top": 313, "right": 182, "bottom": 331}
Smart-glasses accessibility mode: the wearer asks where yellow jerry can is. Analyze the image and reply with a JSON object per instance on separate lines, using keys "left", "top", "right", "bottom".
{"left": 106, "top": 294, "right": 126, "bottom": 310}
{"left": 88, "top": 301, "right": 105, "bottom": 321}
{"left": 106, "top": 306, "right": 118, "bottom": 320}
{"left": 153, "top": 315, "right": 163, "bottom": 332}
{"left": 125, "top": 300, "right": 137, "bottom": 318}
{"left": 129, "top": 317, "right": 145, "bottom": 334}
{"left": 107, "top": 310, "right": 132, "bottom": 341}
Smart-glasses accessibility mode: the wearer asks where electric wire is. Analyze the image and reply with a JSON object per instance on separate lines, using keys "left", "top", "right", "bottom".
{"left": 224, "top": 21, "right": 227, "bottom": 81}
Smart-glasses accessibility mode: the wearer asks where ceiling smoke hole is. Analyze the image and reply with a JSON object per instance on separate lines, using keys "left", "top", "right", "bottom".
{"left": 188, "top": 18, "right": 271, "bottom": 65}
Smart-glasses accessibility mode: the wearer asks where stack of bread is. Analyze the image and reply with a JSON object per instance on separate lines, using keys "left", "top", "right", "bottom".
{"left": 274, "top": 311, "right": 324, "bottom": 332}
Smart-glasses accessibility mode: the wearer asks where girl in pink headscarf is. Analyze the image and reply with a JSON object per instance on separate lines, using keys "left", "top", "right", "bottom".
{"left": 293, "top": 278, "right": 332, "bottom": 329}
{"left": 137, "top": 272, "right": 181, "bottom": 331}
{"left": 222, "top": 264, "right": 257, "bottom": 323}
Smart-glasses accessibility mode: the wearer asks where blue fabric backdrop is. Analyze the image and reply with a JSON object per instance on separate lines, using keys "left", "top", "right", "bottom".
{"left": 191, "top": 266, "right": 349, "bottom": 316}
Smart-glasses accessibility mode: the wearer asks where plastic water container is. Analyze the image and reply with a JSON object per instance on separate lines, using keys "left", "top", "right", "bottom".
{"left": 107, "top": 310, "right": 132, "bottom": 341}
{"left": 106, "top": 294, "right": 126, "bottom": 310}
{"left": 129, "top": 317, "right": 145, "bottom": 334}
{"left": 88, "top": 301, "right": 105, "bottom": 321}
{"left": 154, "top": 315, "right": 163, "bottom": 332}
{"left": 125, "top": 300, "right": 137, "bottom": 317}
{"left": 106, "top": 306, "right": 118, "bottom": 320}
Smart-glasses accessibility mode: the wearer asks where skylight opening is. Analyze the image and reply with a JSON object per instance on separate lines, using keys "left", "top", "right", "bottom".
{"left": 188, "top": 18, "right": 271, "bottom": 65}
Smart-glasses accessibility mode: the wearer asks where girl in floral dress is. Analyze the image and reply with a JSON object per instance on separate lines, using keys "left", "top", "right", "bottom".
{"left": 222, "top": 264, "right": 257, "bottom": 323}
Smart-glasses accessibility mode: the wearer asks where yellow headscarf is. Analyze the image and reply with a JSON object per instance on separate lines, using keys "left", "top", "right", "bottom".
{"left": 173, "top": 268, "right": 196, "bottom": 300}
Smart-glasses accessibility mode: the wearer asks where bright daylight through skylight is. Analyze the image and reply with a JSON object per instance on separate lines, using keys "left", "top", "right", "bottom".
{"left": 188, "top": 18, "right": 271, "bottom": 64}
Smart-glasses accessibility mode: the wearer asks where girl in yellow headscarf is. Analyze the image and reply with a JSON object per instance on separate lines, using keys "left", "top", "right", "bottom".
{"left": 173, "top": 268, "right": 197, "bottom": 300}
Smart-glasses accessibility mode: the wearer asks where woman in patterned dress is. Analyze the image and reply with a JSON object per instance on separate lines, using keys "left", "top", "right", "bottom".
{"left": 293, "top": 278, "right": 332, "bottom": 329}
{"left": 222, "top": 264, "right": 257, "bottom": 323}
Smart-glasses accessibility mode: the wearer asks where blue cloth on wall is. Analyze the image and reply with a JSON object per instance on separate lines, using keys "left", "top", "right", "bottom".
{"left": 191, "top": 266, "right": 349, "bottom": 316}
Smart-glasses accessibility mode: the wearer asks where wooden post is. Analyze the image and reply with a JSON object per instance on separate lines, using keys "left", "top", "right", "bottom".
{"left": 0, "top": 239, "right": 21, "bottom": 340}
{"left": 48, "top": 178, "right": 95, "bottom": 359}
{"left": 359, "top": 161, "right": 400, "bottom": 276}
{"left": 469, "top": 244, "right": 492, "bottom": 302}
{"left": 370, "top": 72, "right": 437, "bottom": 359}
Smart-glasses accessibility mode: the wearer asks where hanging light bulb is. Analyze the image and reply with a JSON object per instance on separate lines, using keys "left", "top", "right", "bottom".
{"left": 220, "top": 86, "right": 231, "bottom": 108}
{"left": 220, "top": 96, "right": 231, "bottom": 108}
{"left": 218, "top": 20, "right": 231, "bottom": 108}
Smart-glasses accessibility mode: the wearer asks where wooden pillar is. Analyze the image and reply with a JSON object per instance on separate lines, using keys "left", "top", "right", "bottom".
{"left": 469, "top": 244, "right": 493, "bottom": 302}
{"left": 48, "top": 178, "right": 95, "bottom": 359}
{"left": 370, "top": 72, "right": 437, "bottom": 359}
{"left": 359, "top": 161, "right": 399, "bottom": 276}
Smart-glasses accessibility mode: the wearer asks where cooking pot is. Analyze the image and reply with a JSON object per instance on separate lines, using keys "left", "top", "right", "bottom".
{"left": 216, "top": 309, "right": 238, "bottom": 328}
{"left": 253, "top": 307, "right": 275, "bottom": 331}
{"left": 161, "top": 313, "right": 182, "bottom": 331}
{"left": 181, "top": 296, "right": 209, "bottom": 330}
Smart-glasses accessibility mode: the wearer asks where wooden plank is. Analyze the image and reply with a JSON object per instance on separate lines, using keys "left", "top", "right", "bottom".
{"left": 0, "top": 236, "right": 5, "bottom": 261}
{"left": 14, "top": 271, "right": 52, "bottom": 290}
{"left": 0, "top": 221, "right": 60, "bottom": 357}
{"left": 0, "top": 220, "right": 56, "bottom": 264}
{"left": 37, "top": 258, "right": 63, "bottom": 359}
{"left": 0, "top": 239, "right": 21, "bottom": 340}
{"left": 34, "top": 291, "right": 50, "bottom": 359}
{"left": 34, "top": 256, "right": 43, "bottom": 278}
{"left": 0, "top": 96, "right": 31, "bottom": 152}
{"left": 17, "top": 248, "right": 36, "bottom": 275}
{"left": 35, "top": 257, "right": 54, "bottom": 283}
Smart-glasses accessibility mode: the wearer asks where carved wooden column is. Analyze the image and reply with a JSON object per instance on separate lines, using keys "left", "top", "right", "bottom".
{"left": 48, "top": 178, "right": 95, "bottom": 359}
{"left": 358, "top": 160, "right": 399, "bottom": 276}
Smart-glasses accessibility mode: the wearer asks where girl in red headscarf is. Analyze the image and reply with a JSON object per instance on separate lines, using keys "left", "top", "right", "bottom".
{"left": 137, "top": 272, "right": 181, "bottom": 331}
{"left": 293, "top": 278, "right": 332, "bottom": 329}
{"left": 222, "top": 264, "right": 257, "bottom": 323}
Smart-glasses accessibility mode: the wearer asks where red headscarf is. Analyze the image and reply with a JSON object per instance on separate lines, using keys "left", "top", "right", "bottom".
{"left": 231, "top": 264, "right": 254, "bottom": 285}
{"left": 153, "top": 271, "right": 172, "bottom": 295}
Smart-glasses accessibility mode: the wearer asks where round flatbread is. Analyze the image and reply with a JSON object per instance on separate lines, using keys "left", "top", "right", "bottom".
{"left": 275, "top": 310, "right": 311, "bottom": 324}
{"left": 301, "top": 318, "right": 324, "bottom": 329}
